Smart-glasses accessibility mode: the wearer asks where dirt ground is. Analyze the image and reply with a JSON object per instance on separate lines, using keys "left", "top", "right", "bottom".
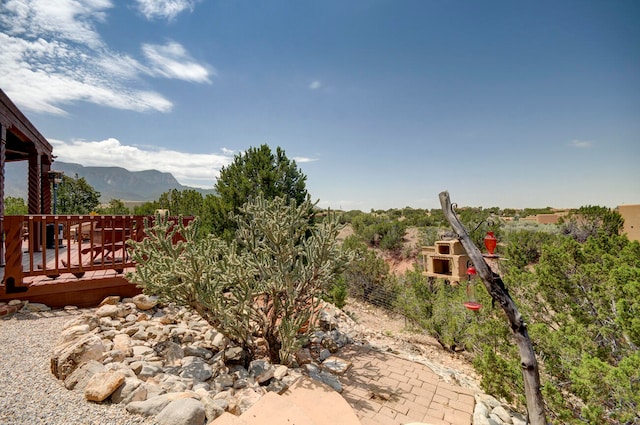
{"left": 342, "top": 298, "right": 477, "bottom": 382}
{"left": 337, "top": 224, "right": 478, "bottom": 383}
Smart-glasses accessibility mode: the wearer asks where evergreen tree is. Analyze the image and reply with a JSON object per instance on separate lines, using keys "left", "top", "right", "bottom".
{"left": 210, "top": 144, "right": 309, "bottom": 239}
{"left": 57, "top": 174, "right": 100, "bottom": 214}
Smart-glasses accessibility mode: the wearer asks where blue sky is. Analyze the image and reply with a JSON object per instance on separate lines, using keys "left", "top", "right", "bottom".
{"left": 1, "top": 0, "right": 638, "bottom": 211}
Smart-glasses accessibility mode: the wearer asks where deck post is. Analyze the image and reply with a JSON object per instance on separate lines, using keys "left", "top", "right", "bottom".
{"left": 0, "top": 125, "right": 5, "bottom": 266}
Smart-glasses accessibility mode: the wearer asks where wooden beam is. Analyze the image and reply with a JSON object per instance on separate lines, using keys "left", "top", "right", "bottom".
{"left": 439, "top": 191, "right": 547, "bottom": 425}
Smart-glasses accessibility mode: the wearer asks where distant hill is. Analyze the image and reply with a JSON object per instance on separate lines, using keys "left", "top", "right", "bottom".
{"left": 4, "top": 161, "right": 216, "bottom": 202}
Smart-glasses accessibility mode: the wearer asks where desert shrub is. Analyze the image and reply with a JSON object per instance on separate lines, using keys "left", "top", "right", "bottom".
{"left": 395, "top": 268, "right": 434, "bottom": 329}
{"left": 355, "top": 218, "right": 407, "bottom": 250}
{"left": 325, "top": 275, "right": 349, "bottom": 309}
{"left": 501, "top": 227, "right": 561, "bottom": 269}
{"left": 128, "top": 195, "right": 351, "bottom": 365}
{"left": 559, "top": 205, "right": 624, "bottom": 243}
{"left": 341, "top": 237, "right": 398, "bottom": 309}
{"left": 396, "top": 208, "right": 639, "bottom": 423}
{"left": 484, "top": 231, "right": 640, "bottom": 423}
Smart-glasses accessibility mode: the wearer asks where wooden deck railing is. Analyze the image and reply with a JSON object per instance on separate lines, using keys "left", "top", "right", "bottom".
{"left": 2, "top": 215, "right": 192, "bottom": 293}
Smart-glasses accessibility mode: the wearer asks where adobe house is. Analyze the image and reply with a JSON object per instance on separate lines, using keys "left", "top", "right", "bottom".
{"left": 617, "top": 204, "right": 640, "bottom": 242}
{"left": 1, "top": 89, "right": 55, "bottom": 259}
{"left": 422, "top": 239, "right": 470, "bottom": 283}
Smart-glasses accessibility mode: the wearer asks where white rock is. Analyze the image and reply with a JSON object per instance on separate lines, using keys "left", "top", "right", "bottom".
{"left": 126, "top": 392, "right": 197, "bottom": 417}
{"left": 492, "top": 405, "right": 513, "bottom": 424}
{"left": 132, "top": 294, "right": 158, "bottom": 310}
{"left": 51, "top": 334, "right": 106, "bottom": 380}
{"left": 22, "top": 302, "right": 51, "bottom": 312}
{"left": 96, "top": 304, "right": 120, "bottom": 318}
{"left": 60, "top": 324, "right": 91, "bottom": 343}
{"left": 156, "top": 397, "right": 206, "bottom": 425}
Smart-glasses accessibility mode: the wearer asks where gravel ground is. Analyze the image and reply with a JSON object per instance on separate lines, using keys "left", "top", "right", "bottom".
{"left": 0, "top": 308, "right": 158, "bottom": 425}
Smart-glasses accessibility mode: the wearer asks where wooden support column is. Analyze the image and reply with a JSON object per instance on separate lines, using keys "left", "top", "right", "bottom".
{"left": 0, "top": 124, "right": 5, "bottom": 266}
{"left": 439, "top": 191, "right": 547, "bottom": 425}
{"left": 28, "top": 152, "right": 41, "bottom": 214}
{"left": 42, "top": 158, "right": 51, "bottom": 214}
{"left": 28, "top": 152, "right": 43, "bottom": 249}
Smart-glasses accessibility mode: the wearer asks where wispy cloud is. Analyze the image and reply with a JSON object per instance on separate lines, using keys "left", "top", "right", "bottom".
{"left": 0, "top": 0, "right": 111, "bottom": 48}
{"left": 142, "top": 41, "right": 213, "bottom": 83}
{"left": 292, "top": 156, "right": 318, "bottom": 164}
{"left": 309, "top": 80, "right": 322, "bottom": 90}
{"left": 0, "top": 0, "right": 212, "bottom": 115}
{"left": 50, "top": 138, "right": 233, "bottom": 188}
{"left": 135, "top": 0, "right": 199, "bottom": 21}
{"left": 569, "top": 139, "right": 593, "bottom": 149}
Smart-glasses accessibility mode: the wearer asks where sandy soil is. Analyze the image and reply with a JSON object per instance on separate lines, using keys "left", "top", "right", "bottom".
{"left": 337, "top": 224, "right": 478, "bottom": 383}
{"left": 343, "top": 298, "right": 477, "bottom": 381}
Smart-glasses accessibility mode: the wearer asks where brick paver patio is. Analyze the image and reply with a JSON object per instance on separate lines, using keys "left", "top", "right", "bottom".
{"left": 338, "top": 344, "right": 475, "bottom": 425}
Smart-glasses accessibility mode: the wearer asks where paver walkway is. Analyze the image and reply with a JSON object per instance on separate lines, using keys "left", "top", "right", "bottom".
{"left": 338, "top": 344, "right": 475, "bottom": 425}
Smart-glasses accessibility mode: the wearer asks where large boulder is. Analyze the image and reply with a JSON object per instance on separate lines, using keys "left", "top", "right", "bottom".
{"left": 50, "top": 334, "right": 106, "bottom": 380}
{"left": 156, "top": 398, "right": 206, "bottom": 425}
{"left": 84, "top": 371, "right": 126, "bottom": 402}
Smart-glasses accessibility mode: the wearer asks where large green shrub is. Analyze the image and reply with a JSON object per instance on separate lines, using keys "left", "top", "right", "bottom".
{"left": 128, "top": 195, "right": 350, "bottom": 365}
{"left": 210, "top": 145, "right": 309, "bottom": 240}
{"left": 386, "top": 208, "right": 639, "bottom": 423}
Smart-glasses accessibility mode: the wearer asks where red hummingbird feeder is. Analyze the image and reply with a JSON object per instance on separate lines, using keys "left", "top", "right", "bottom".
{"left": 463, "top": 265, "right": 482, "bottom": 311}
{"left": 484, "top": 231, "right": 497, "bottom": 257}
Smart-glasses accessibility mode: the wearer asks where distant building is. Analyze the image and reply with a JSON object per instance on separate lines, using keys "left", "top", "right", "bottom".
{"left": 617, "top": 204, "right": 640, "bottom": 242}
{"left": 519, "top": 211, "right": 569, "bottom": 225}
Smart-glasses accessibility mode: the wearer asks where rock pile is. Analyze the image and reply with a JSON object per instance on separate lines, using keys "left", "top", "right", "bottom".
{"left": 49, "top": 295, "right": 355, "bottom": 425}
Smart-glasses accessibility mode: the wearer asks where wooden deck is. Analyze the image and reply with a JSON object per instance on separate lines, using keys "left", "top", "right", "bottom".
{"left": 1, "top": 215, "right": 191, "bottom": 308}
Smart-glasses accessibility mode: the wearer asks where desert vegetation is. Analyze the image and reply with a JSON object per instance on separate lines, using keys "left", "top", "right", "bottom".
{"left": 339, "top": 204, "right": 639, "bottom": 424}
{"left": 5, "top": 145, "right": 637, "bottom": 424}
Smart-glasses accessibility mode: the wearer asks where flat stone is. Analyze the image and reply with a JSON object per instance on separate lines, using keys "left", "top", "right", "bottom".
{"left": 50, "top": 334, "right": 106, "bottom": 380}
{"left": 248, "top": 359, "right": 274, "bottom": 384}
{"left": 322, "top": 356, "right": 352, "bottom": 375}
{"left": 235, "top": 387, "right": 264, "bottom": 414}
{"left": 224, "top": 346, "right": 244, "bottom": 362}
{"left": 126, "top": 392, "right": 197, "bottom": 417}
{"left": 139, "top": 363, "right": 162, "bottom": 380}
{"left": 156, "top": 398, "right": 206, "bottom": 425}
{"left": 99, "top": 296, "right": 121, "bottom": 306}
{"left": 180, "top": 356, "right": 212, "bottom": 381}
{"left": 132, "top": 294, "right": 158, "bottom": 310}
{"left": 199, "top": 394, "right": 225, "bottom": 422}
{"left": 96, "top": 304, "right": 120, "bottom": 318}
{"left": 22, "top": 302, "right": 51, "bottom": 312}
{"left": 132, "top": 345, "right": 154, "bottom": 357}
{"left": 64, "top": 359, "right": 107, "bottom": 390}
{"left": 154, "top": 341, "right": 184, "bottom": 366}
{"left": 84, "top": 371, "right": 126, "bottom": 402}
{"left": 492, "top": 405, "right": 514, "bottom": 424}
{"left": 273, "top": 365, "right": 288, "bottom": 380}
{"left": 295, "top": 348, "right": 313, "bottom": 365}
{"left": 113, "top": 333, "right": 133, "bottom": 357}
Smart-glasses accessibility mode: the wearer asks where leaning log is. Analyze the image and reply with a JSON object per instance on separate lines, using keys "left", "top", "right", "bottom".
{"left": 439, "top": 191, "right": 547, "bottom": 425}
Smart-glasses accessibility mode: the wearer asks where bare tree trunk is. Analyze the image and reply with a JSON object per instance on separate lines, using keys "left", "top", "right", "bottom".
{"left": 439, "top": 191, "right": 547, "bottom": 425}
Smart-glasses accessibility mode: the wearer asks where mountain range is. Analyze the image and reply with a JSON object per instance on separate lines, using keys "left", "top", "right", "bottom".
{"left": 4, "top": 161, "right": 216, "bottom": 202}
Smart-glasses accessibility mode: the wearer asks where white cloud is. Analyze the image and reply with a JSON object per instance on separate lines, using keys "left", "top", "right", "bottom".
{"left": 0, "top": 0, "right": 212, "bottom": 115}
{"left": 142, "top": 41, "right": 213, "bottom": 83}
{"left": 570, "top": 139, "right": 593, "bottom": 149}
{"left": 136, "top": 0, "right": 199, "bottom": 21}
{"left": 50, "top": 138, "right": 233, "bottom": 188}
{"left": 292, "top": 156, "right": 318, "bottom": 164}
{"left": 0, "top": 0, "right": 111, "bottom": 48}
{"left": 309, "top": 80, "right": 322, "bottom": 90}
